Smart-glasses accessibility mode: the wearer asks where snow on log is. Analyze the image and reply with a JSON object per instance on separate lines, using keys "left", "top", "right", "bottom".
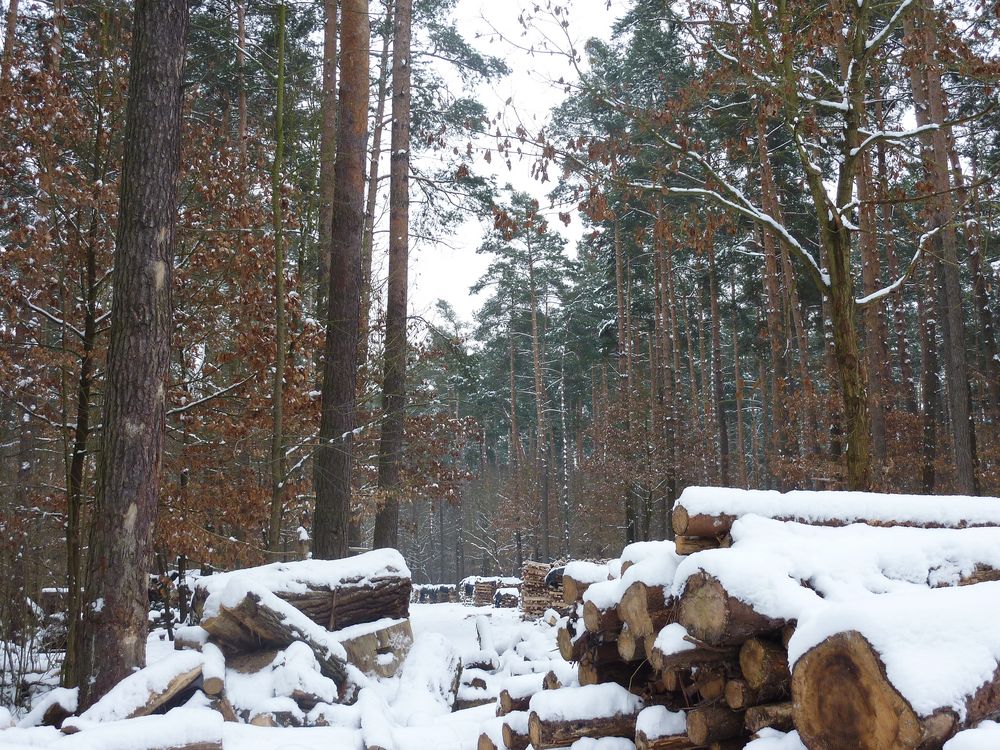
{"left": 790, "top": 581, "right": 1000, "bottom": 750}
{"left": 392, "top": 633, "right": 462, "bottom": 723}
{"left": 200, "top": 581, "right": 351, "bottom": 690}
{"left": 74, "top": 650, "right": 204, "bottom": 724}
{"left": 634, "top": 705, "right": 689, "bottom": 750}
{"left": 618, "top": 582, "right": 673, "bottom": 640}
{"left": 334, "top": 617, "right": 413, "bottom": 678}
{"left": 649, "top": 623, "right": 738, "bottom": 673}
{"left": 672, "top": 487, "right": 1000, "bottom": 538}
{"left": 201, "top": 642, "right": 226, "bottom": 696}
{"left": 497, "top": 673, "right": 546, "bottom": 715}
{"left": 479, "top": 712, "right": 530, "bottom": 750}
{"left": 17, "top": 687, "right": 78, "bottom": 728}
{"left": 59, "top": 707, "right": 224, "bottom": 750}
{"left": 583, "top": 586, "right": 623, "bottom": 634}
{"left": 674, "top": 517, "right": 1000, "bottom": 646}
{"left": 620, "top": 541, "right": 678, "bottom": 574}
{"left": 563, "top": 561, "right": 611, "bottom": 603}
{"left": 192, "top": 549, "right": 411, "bottom": 631}
{"left": 528, "top": 683, "right": 643, "bottom": 748}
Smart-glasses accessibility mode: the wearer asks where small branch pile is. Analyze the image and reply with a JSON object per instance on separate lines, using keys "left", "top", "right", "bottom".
{"left": 523, "top": 487, "right": 1000, "bottom": 750}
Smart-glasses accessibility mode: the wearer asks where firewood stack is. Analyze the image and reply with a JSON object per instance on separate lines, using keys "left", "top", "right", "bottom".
{"left": 527, "top": 487, "right": 1000, "bottom": 750}
{"left": 56, "top": 551, "right": 417, "bottom": 734}
{"left": 412, "top": 583, "right": 457, "bottom": 603}
{"left": 520, "top": 561, "right": 562, "bottom": 619}
{"left": 469, "top": 577, "right": 522, "bottom": 607}
{"left": 494, "top": 587, "right": 520, "bottom": 608}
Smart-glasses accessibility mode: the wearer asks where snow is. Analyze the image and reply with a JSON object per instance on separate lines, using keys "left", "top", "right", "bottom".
{"left": 16, "top": 688, "right": 77, "bottom": 729}
{"left": 204, "top": 580, "right": 349, "bottom": 664}
{"left": 652, "top": 623, "right": 695, "bottom": 657}
{"left": 74, "top": 650, "right": 203, "bottom": 724}
{"left": 619, "top": 540, "right": 676, "bottom": 568}
{"left": 570, "top": 739, "right": 635, "bottom": 750}
{"left": 635, "top": 705, "right": 685, "bottom": 738}
{"left": 195, "top": 549, "right": 410, "bottom": 600}
{"left": 672, "top": 516, "right": 1000, "bottom": 624}
{"left": 945, "top": 721, "right": 1000, "bottom": 750}
{"left": 788, "top": 581, "right": 1000, "bottom": 720}
{"left": 393, "top": 633, "right": 462, "bottom": 723}
{"left": 529, "top": 684, "right": 642, "bottom": 721}
{"left": 60, "top": 708, "right": 223, "bottom": 749}
{"left": 744, "top": 728, "right": 808, "bottom": 749}
{"left": 563, "top": 561, "right": 610, "bottom": 585}
{"left": 675, "top": 486, "right": 1000, "bottom": 528}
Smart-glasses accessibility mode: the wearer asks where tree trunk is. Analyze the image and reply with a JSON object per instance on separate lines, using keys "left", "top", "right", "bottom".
{"left": 371, "top": 0, "right": 411, "bottom": 550}
{"left": 357, "top": 3, "right": 392, "bottom": 373}
{"left": 75, "top": 0, "right": 187, "bottom": 707}
{"left": 906, "top": 4, "right": 978, "bottom": 494}
{"left": 315, "top": 0, "right": 337, "bottom": 324}
{"left": 0, "top": 0, "right": 17, "bottom": 87}
{"left": 268, "top": 2, "right": 287, "bottom": 557}
{"left": 313, "top": 0, "right": 369, "bottom": 559}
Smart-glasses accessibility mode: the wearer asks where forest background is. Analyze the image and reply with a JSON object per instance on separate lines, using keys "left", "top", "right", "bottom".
{"left": 1, "top": 0, "right": 998, "bottom": 682}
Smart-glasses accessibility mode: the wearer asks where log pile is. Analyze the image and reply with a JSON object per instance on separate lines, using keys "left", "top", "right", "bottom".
{"left": 520, "top": 561, "right": 564, "bottom": 619}
{"left": 529, "top": 487, "right": 1000, "bottom": 750}
{"left": 412, "top": 583, "right": 457, "bottom": 603}
{"left": 494, "top": 587, "right": 520, "bottom": 608}
{"left": 58, "top": 551, "right": 417, "bottom": 734}
{"left": 467, "top": 577, "right": 522, "bottom": 607}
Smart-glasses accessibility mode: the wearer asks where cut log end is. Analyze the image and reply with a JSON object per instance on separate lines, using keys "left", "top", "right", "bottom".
{"left": 791, "top": 630, "right": 955, "bottom": 750}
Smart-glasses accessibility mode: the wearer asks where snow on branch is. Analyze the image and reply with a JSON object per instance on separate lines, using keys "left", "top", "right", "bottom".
{"left": 849, "top": 124, "right": 939, "bottom": 158}
{"left": 855, "top": 226, "right": 938, "bottom": 307}
{"left": 865, "top": 0, "right": 916, "bottom": 52}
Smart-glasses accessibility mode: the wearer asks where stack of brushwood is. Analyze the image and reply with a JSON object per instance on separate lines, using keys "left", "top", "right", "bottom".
{"left": 412, "top": 583, "right": 457, "bottom": 603}
{"left": 520, "top": 561, "right": 563, "bottom": 619}
{"left": 56, "top": 550, "right": 415, "bottom": 733}
{"left": 525, "top": 487, "right": 1000, "bottom": 750}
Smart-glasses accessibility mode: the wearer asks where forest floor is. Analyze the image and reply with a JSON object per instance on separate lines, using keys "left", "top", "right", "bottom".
{"left": 0, "top": 603, "right": 563, "bottom": 750}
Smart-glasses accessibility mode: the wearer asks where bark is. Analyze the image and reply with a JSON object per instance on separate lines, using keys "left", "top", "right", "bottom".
{"left": 313, "top": 0, "right": 369, "bottom": 559}
{"left": 685, "top": 705, "right": 746, "bottom": 746}
{"left": 75, "top": 0, "right": 188, "bottom": 707}
{"left": 315, "top": 0, "right": 337, "bottom": 323}
{"left": 918, "top": 259, "right": 940, "bottom": 492}
{"left": 792, "top": 630, "right": 1000, "bottom": 750}
{"left": 738, "top": 637, "right": 789, "bottom": 692}
{"left": 527, "top": 239, "right": 551, "bottom": 561}
{"left": 1, "top": 0, "right": 16, "bottom": 87}
{"left": 357, "top": 5, "right": 392, "bottom": 371}
{"left": 708, "top": 243, "right": 728, "bottom": 483}
{"left": 744, "top": 702, "right": 794, "bottom": 734}
{"left": 905, "top": 3, "right": 978, "bottom": 493}
{"left": 677, "top": 572, "right": 785, "bottom": 646}
{"left": 372, "top": 0, "right": 411, "bottom": 550}
{"left": 618, "top": 580, "right": 673, "bottom": 639}
{"left": 268, "top": 2, "right": 287, "bottom": 557}
{"left": 236, "top": 1, "right": 246, "bottom": 157}
{"left": 528, "top": 709, "right": 641, "bottom": 748}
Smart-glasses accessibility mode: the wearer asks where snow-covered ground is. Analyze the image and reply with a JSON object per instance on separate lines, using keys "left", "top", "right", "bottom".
{"left": 0, "top": 603, "right": 561, "bottom": 750}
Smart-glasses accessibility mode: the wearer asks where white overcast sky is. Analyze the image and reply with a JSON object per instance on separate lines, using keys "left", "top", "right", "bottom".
{"left": 402, "top": 0, "right": 627, "bottom": 325}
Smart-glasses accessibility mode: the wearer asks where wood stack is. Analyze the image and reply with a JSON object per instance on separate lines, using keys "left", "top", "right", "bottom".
{"left": 412, "top": 583, "right": 457, "bottom": 603}
{"left": 520, "top": 561, "right": 562, "bottom": 619}
{"left": 469, "top": 577, "right": 521, "bottom": 607}
{"left": 534, "top": 487, "right": 1000, "bottom": 749}
{"left": 669, "top": 486, "right": 1000, "bottom": 556}
{"left": 58, "top": 551, "right": 417, "bottom": 732}
{"left": 494, "top": 587, "right": 520, "bottom": 608}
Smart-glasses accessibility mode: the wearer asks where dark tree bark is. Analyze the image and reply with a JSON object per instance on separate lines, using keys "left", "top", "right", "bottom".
{"left": 313, "top": 0, "right": 369, "bottom": 559}
{"left": 372, "top": 0, "right": 412, "bottom": 549}
{"left": 1, "top": 0, "right": 17, "bottom": 87}
{"left": 74, "top": 0, "right": 187, "bottom": 708}
{"left": 315, "top": 0, "right": 337, "bottom": 323}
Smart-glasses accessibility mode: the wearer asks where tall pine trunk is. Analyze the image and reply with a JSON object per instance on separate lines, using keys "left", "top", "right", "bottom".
{"left": 313, "top": 0, "right": 369, "bottom": 559}
{"left": 316, "top": 0, "right": 337, "bottom": 322}
{"left": 372, "top": 0, "right": 412, "bottom": 549}
{"left": 75, "top": 0, "right": 187, "bottom": 707}
{"left": 268, "top": 3, "right": 287, "bottom": 556}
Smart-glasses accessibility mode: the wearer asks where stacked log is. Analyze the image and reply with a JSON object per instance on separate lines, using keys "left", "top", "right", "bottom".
{"left": 468, "top": 577, "right": 521, "bottom": 606}
{"left": 521, "top": 561, "right": 563, "bottom": 619}
{"left": 670, "top": 485, "right": 1000, "bottom": 555}
{"left": 412, "top": 583, "right": 456, "bottom": 604}
{"left": 494, "top": 587, "right": 520, "bottom": 608}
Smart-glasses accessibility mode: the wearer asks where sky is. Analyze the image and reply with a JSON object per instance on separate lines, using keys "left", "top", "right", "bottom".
{"left": 401, "top": 0, "right": 627, "bottom": 326}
